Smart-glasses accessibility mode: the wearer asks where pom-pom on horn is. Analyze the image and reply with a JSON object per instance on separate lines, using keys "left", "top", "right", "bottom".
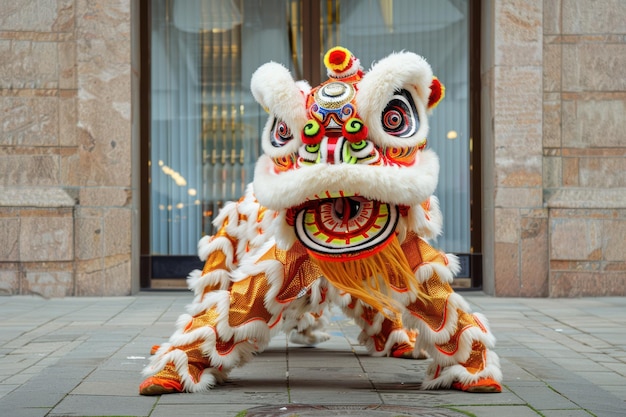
{"left": 428, "top": 77, "right": 445, "bottom": 110}
{"left": 324, "top": 46, "right": 361, "bottom": 79}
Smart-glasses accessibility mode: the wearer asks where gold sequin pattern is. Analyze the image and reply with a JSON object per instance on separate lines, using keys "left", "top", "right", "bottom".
{"left": 184, "top": 306, "right": 220, "bottom": 333}
{"left": 275, "top": 243, "right": 323, "bottom": 302}
{"left": 406, "top": 273, "right": 453, "bottom": 331}
{"left": 434, "top": 309, "right": 478, "bottom": 355}
{"left": 460, "top": 341, "right": 487, "bottom": 375}
{"left": 154, "top": 362, "right": 182, "bottom": 383}
{"left": 182, "top": 340, "right": 211, "bottom": 383}
{"left": 229, "top": 273, "right": 273, "bottom": 327}
{"left": 374, "top": 314, "right": 405, "bottom": 352}
{"left": 400, "top": 232, "right": 424, "bottom": 273}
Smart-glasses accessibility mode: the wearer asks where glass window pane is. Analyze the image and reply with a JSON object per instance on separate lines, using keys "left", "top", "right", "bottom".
{"left": 150, "top": 0, "right": 302, "bottom": 255}
{"left": 322, "top": 0, "right": 471, "bottom": 253}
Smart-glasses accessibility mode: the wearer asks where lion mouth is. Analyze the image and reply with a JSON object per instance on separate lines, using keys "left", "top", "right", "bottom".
{"left": 290, "top": 196, "right": 399, "bottom": 259}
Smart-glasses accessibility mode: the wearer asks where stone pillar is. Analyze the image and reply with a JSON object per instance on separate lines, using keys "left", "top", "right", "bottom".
{"left": 543, "top": 0, "right": 626, "bottom": 296}
{"left": 0, "top": 1, "right": 134, "bottom": 296}
{"left": 481, "top": 0, "right": 548, "bottom": 296}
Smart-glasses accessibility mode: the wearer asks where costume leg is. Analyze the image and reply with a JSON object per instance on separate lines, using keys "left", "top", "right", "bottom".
{"left": 282, "top": 279, "right": 331, "bottom": 346}
{"left": 397, "top": 233, "right": 502, "bottom": 391}
{"left": 322, "top": 285, "right": 424, "bottom": 359}
{"left": 140, "top": 188, "right": 320, "bottom": 395}
{"left": 348, "top": 301, "right": 415, "bottom": 358}
{"left": 140, "top": 253, "right": 285, "bottom": 394}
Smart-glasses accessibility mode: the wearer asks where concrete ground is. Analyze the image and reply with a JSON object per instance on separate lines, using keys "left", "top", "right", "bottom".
{"left": 0, "top": 291, "right": 625, "bottom": 417}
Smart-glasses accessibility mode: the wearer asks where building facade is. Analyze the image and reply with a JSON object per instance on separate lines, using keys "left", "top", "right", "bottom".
{"left": 0, "top": 0, "right": 624, "bottom": 297}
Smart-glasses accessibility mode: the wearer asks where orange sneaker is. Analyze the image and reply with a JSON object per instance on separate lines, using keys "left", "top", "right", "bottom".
{"left": 390, "top": 342, "right": 414, "bottom": 358}
{"left": 452, "top": 377, "right": 502, "bottom": 393}
{"left": 150, "top": 344, "right": 160, "bottom": 355}
{"left": 139, "top": 376, "right": 183, "bottom": 395}
{"left": 139, "top": 363, "right": 184, "bottom": 395}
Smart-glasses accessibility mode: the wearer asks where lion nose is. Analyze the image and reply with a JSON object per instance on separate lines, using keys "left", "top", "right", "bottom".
{"left": 321, "top": 136, "right": 343, "bottom": 165}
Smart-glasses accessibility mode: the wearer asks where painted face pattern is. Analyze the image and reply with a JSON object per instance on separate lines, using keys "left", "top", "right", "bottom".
{"left": 252, "top": 46, "right": 444, "bottom": 260}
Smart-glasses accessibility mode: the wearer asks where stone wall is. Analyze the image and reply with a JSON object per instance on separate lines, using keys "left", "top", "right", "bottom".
{"left": 0, "top": 0, "right": 623, "bottom": 297}
{"left": 483, "top": 0, "right": 626, "bottom": 296}
{"left": 0, "top": 1, "right": 134, "bottom": 297}
{"left": 543, "top": 1, "right": 626, "bottom": 296}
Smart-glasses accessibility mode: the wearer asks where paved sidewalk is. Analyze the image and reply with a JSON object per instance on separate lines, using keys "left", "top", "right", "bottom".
{"left": 0, "top": 292, "right": 625, "bottom": 417}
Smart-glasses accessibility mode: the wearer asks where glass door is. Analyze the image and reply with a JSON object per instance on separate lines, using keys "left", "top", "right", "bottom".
{"left": 144, "top": 0, "right": 304, "bottom": 287}
{"left": 142, "top": 0, "right": 479, "bottom": 288}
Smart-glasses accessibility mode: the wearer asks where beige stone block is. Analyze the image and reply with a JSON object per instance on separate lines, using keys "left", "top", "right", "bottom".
{"left": 494, "top": 241, "right": 520, "bottom": 296}
{"left": 550, "top": 271, "right": 625, "bottom": 297}
{"left": 0, "top": 186, "right": 74, "bottom": 208}
{"left": 65, "top": 2, "right": 132, "bottom": 188}
{"left": 494, "top": 208, "right": 520, "bottom": 243}
{"left": 562, "top": 98, "right": 626, "bottom": 148}
{"left": 103, "top": 208, "right": 131, "bottom": 257}
{"left": 19, "top": 214, "right": 73, "bottom": 261}
{"left": 578, "top": 158, "right": 626, "bottom": 188}
{"left": 67, "top": 106, "right": 131, "bottom": 186}
{"left": 604, "top": 262, "right": 626, "bottom": 272}
{"left": 75, "top": 258, "right": 104, "bottom": 295}
{"left": 542, "top": 95, "right": 561, "bottom": 147}
{"left": 79, "top": 187, "right": 130, "bottom": 207}
{"left": 0, "top": 40, "right": 58, "bottom": 89}
{"left": 543, "top": 0, "right": 562, "bottom": 34}
{"left": 53, "top": 0, "right": 76, "bottom": 32}
{"left": 495, "top": 187, "right": 543, "bottom": 208}
{"left": 494, "top": 0, "right": 542, "bottom": 66}
{"left": 0, "top": 154, "right": 59, "bottom": 186}
{"left": 0, "top": 96, "right": 59, "bottom": 146}
{"left": 104, "top": 255, "right": 131, "bottom": 295}
{"left": 493, "top": 67, "right": 543, "bottom": 147}
{"left": 58, "top": 41, "right": 76, "bottom": 89}
{"left": 543, "top": 156, "right": 562, "bottom": 188}
{"left": 75, "top": 215, "right": 103, "bottom": 260}
{"left": 604, "top": 219, "right": 626, "bottom": 261}
{"left": 562, "top": 44, "right": 626, "bottom": 92}
{"left": 59, "top": 96, "right": 77, "bottom": 146}
{"left": 0, "top": 268, "right": 19, "bottom": 295}
{"left": 543, "top": 41, "right": 561, "bottom": 92}
{"left": 550, "top": 217, "right": 602, "bottom": 260}
{"left": 561, "top": 157, "right": 579, "bottom": 186}
{"left": 0, "top": 0, "right": 61, "bottom": 31}
{"left": 0, "top": 217, "right": 20, "bottom": 261}
{"left": 562, "top": 0, "right": 626, "bottom": 34}
{"left": 549, "top": 271, "right": 592, "bottom": 297}
{"left": 520, "top": 214, "right": 549, "bottom": 296}
{"left": 23, "top": 269, "right": 73, "bottom": 298}
{"left": 495, "top": 155, "right": 543, "bottom": 187}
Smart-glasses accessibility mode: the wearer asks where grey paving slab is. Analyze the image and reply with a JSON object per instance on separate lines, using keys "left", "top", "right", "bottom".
{"left": 453, "top": 405, "right": 541, "bottom": 416}
{"left": 49, "top": 394, "right": 156, "bottom": 417}
{"left": 0, "top": 293, "right": 625, "bottom": 416}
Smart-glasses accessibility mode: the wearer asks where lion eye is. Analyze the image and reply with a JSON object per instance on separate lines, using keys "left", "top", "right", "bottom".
{"left": 270, "top": 118, "right": 294, "bottom": 147}
{"left": 381, "top": 89, "right": 419, "bottom": 138}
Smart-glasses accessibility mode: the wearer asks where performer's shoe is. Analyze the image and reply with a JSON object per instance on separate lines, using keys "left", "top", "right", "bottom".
{"left": 390, "top": 342, "right": 428, "bottom": 359}
{"left": 139, "top": 363, "right": 183, "bottom": 396}
{"left": 452, "top": 377, "right": 502, "bottom": 393}
{"left": 390, "top": 342, "right": 413, "bottom": 358}
{"left": 150, "top": 344, "right": 160, "bottom": 355}
{"left": 139, "top": 376, "right": 183, "bottom": 395}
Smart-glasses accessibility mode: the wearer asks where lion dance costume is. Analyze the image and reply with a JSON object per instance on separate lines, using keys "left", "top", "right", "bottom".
{"left": 140, "top": 47, "right": 502, "bottom": 395}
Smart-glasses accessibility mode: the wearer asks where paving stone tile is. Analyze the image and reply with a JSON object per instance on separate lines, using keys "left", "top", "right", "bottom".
{"left": 455, "top": 405, "right": 541, "bottom": 416}
{"left": 150, "top": 403, "right": 253, "bottom": 417}
{"left": 49, "top": 394, "right": 156, "bottom": 417}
